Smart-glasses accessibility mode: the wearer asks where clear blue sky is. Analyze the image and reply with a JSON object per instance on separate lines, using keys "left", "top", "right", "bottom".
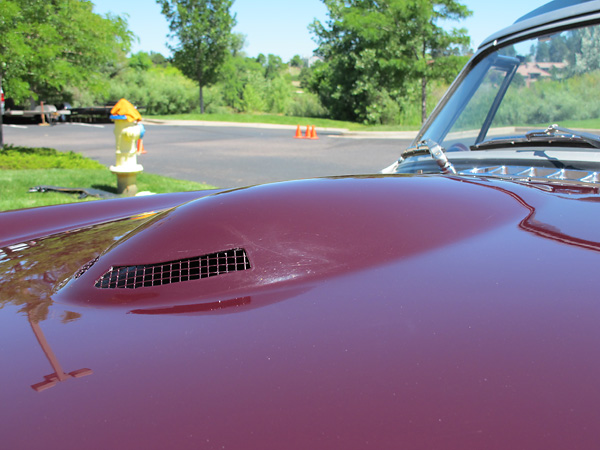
{"left": 93, "top": 0, "right": 546, "bottom": 62}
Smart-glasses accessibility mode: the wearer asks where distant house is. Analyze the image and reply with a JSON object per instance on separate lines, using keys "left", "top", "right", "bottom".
{"left": 308, "top": 55, "right": 323, "bottom": 67}
{"left": 517, "top": 61, "right": 567, "bottom": 87}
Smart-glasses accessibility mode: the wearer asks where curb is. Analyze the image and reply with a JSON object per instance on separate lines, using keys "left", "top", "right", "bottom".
{"left": 142, "top": 119, "right": 419, "bottom": 139}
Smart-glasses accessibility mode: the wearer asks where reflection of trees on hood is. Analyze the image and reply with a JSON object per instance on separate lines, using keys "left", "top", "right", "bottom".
{"left": 0, "top": 219, "right": 141, "bottom": 323}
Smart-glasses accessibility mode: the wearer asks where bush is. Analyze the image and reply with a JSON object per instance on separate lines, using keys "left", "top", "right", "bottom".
{"left": 241, "top": 72, "right": 267, "bottom": 113}
{"left": 106, "top": 66, "right": 198, "bottom": 115}
{"left": 266, "top": 76, "right": 292, "bottom": 114}
{"left": 286, "top": 93, "right": 328, "bottom": 118}
{"left": 365, "top": 91, "right": 402, "bottom": 125}
{"left": 485, "top": 71, "right": 600, "bottom": 126}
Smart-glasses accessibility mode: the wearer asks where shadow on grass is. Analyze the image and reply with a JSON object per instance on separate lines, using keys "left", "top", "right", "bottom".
{"left": 92, "top": 184, "right": 119, "bottom": 194}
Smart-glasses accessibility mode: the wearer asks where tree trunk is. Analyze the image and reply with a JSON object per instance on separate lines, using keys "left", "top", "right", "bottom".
{"left": 421, "top": 38, "right": 428, "bottom": 126}
{"left": 421, "top": 75, "right": 427, "bottom": 125}
{"left": 198, "top": 68, "right": 204, "bottom": 114}
{"left": 0, "top": 72, "right": 4, "bottom": 149}
{"left": 199, "top": 84, "right": 204, "bottom": 114}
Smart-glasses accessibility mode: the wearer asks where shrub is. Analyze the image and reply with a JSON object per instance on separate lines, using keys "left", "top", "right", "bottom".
{"left": 285, "top": 93, "right": 328, "bottom": 118}
{"left": 365, "top": 90, "right": 402, "bottom": 125}
{"left": 494, "top": 71, "right": 600, "bottom": 126}
{"left": 106, "top": 66, "right": 198, "bottom": 115}
{"left": 241, "top": 72, "right": 267, "bottom": 113}
{"left": 266, "top": 76, "right": 293, "bottom": 114}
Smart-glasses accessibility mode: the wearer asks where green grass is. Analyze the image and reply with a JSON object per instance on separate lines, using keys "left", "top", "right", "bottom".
{"left": 0, "top": 146, "right": 215, "bottom": 211}
{"left": 146, "top": 113, "right": 420, "bottom": 132}
{"left": 0, "top": 145, "right": 106, "bottom": 170}
{"left": 511, "top": 119, "right": 600, "bottom": 132}
{"left": 553, "top": 118, "right": 600, "bottom": 130}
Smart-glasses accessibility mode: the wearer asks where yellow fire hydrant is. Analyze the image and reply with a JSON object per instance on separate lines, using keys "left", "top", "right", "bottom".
{"left": 109, "top": 98, "right": 144, "bottom": 195}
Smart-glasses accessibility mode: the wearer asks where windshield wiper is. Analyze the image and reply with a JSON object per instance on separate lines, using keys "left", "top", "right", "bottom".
{"left": 527, "top": 124, "right": 600, "bottom": 148}
{"left": 472, "top": 124, "right": 600, "bottom": 150}
{"left": 402, "top": 139, "right": 457, "bottom": 174}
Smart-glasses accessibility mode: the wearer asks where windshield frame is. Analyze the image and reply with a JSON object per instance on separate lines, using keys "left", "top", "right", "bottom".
{"left": 413, "top": 9, "right": 600, "bottom": 148}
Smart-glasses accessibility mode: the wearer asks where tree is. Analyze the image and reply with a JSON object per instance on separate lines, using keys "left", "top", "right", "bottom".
{"left": 262, "top": 54, "right": 285, "bottom": 80}
{"left": 219, "top": 54, "right": 264, "bottom": 112}
{"left": 309, "top": 0, "right": 471, "bottom": 125}
{"left": 411, "top": 1, "right": 472, "bottom": 123}
{"left": 574, "top": 26, "right": 600, "bottom": 73}
{"left": 0, "top": 0, "right": 132, "bottom": 147}
{"left": 289, "top": 54, "right": 304, "bottom": 68}
{"left": 150, "top": 51, "right": 169, "bottom": 67}
{"left": 229, "top": 32, "right": 246, "bottom": 57}
{"left": 157, "top": 0, "right": 236, "bottom": 113}
{"left": 129, "top": 52, "right": 155, "bottom": 71}
{"left": 0, "top": 1, "right": 31, "bottom": 147}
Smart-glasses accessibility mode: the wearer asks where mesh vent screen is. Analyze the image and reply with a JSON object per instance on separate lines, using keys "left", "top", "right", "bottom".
{"left": 75, "top": 257, "right": 99, "bottom": 279}
{"left": 95, "top": 248, "right": 250, "bottom": 289}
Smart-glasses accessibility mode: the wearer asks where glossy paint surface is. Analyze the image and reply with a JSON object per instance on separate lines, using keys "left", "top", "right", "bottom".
{"left": 2, "top": 175, "right": 600, "bottom": 449}
{"left": 0, "top": 189, "right": 223, "bottom": 248}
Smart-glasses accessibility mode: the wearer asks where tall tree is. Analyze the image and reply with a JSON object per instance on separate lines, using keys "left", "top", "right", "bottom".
{"left": 0, "top": 1, "right": 31, "bottom": 148}
{"left": 310, "top": 0, "right": 471, "bottom": 125}
{"left": 411, "top": 1, "right": 471, "bottom": 123}
{"left": 157, "top": 0, "right": 236, "bottom": 113}
{"left": 0, "top": 0, "right": 132, "bottom": 147}
{"left": 574, "top": 26, "right": 600, "bottom": 74}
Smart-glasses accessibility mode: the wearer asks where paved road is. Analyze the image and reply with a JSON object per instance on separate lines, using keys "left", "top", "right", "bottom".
{"left": 3, "top": 121, "right": 415, "bottom": 188}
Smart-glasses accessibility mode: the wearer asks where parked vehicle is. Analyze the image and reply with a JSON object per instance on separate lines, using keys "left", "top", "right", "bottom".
{"left": 2, "top": 101, "right": 64, "bottom": 124}
{"left": 383, "top": 0, "right": 600, "bottom": 182}
{"left": 2, "top": 1, "right": 600, "bottom": 448}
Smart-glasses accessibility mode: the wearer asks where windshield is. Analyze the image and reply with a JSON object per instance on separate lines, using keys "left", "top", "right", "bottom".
{"left": 420, "top": 21, "right": 600, "bottom": 150}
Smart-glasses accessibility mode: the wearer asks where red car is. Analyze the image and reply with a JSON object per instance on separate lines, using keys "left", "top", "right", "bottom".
{"left": 2, "top": 1, "right": 600, "bottom": 448}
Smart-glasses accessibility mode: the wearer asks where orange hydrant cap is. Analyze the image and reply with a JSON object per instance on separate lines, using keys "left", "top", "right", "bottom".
{"left": 110, "top": 98, "right": 142, "bottom": 122}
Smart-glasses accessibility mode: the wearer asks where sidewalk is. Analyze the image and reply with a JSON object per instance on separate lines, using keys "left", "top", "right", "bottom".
{"left": 142, "top": 118, "right": 419, "bottom": 140}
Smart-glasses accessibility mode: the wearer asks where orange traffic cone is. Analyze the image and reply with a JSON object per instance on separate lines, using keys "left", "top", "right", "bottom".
{"left": 294, "top": 125, "right": 303, "bottom": 139}
{"left": 309, "top": 125, "right": 319, "bottom": 140}
{"left": 137, "top": 139, "right": 147, "bottom": 154}
{"left": 304, "top": 125, "right": 311, "bottom": 138}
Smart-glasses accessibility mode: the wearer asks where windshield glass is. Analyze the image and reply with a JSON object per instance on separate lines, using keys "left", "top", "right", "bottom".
{"left": 421, "top": 21, "right": 600, "bottom": 150}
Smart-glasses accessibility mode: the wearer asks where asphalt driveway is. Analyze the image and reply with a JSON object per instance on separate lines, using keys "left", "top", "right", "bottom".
{"left": 3, "top": 121, "right": 416, "bottom": 188}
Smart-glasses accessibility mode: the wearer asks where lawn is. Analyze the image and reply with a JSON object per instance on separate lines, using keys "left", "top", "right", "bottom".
{"left": 0, "top": 145, "right": 215, "bottom": 211}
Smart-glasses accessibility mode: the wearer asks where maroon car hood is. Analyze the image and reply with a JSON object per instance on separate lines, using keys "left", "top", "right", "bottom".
{"left": 1, "top": 175, "right": 600, "bottom": 449}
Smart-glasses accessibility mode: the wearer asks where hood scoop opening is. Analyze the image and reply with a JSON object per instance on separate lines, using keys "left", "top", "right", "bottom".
{"left": 94, "top": 248, "right": 250, "bottom": 289}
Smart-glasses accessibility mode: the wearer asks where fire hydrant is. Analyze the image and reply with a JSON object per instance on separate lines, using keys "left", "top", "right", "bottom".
{"left": 109, "top": 98, "right": 144, "bottom": 195}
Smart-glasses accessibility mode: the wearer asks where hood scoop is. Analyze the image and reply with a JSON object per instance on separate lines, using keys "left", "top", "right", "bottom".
{"left": 54, "top": 176, "right": 531, "bottom": 309}
{"left": 94, "top": 248, "right": 250, "bottom": 290}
